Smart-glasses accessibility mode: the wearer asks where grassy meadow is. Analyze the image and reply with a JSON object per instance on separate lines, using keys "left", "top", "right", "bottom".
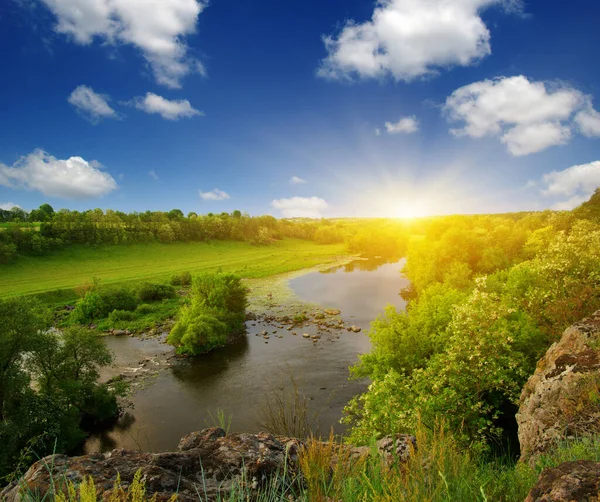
{"left": 0, "top": 239, "right": 347, "bottom": 300}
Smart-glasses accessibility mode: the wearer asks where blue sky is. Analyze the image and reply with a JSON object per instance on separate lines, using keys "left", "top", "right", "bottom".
{"left": 1, "top": 0, "right": 600, "bottom": 218}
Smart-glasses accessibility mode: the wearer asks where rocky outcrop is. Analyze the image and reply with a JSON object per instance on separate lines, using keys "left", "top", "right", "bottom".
{"left": 1, "top": 428, "right": 417, "bottom": 501}
{"left": 0, "top": 428, "right": 302, "bottom": 502}
{"left": 524, "top": 460, "right": 600, "bottom": 502}
{"left": 517, "top": 311, "right": 600, "bottom": 463}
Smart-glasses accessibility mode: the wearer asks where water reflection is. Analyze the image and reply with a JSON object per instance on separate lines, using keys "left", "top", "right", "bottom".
{"left": 290, "top": 258, "right": 408, "bottom": 329}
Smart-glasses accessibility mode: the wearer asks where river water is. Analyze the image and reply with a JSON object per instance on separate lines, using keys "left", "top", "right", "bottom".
{"left": 83, "top": 259, "right": 409, "bottom": 453}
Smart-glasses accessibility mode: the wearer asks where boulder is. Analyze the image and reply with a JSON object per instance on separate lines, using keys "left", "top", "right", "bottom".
{"left": 524, "top": 460, "right": 600, "bottom": 502}
{"left": 517, "top": 311, "right": 600, "bottom": 463}
{"left": 0, "top": 428, "right": 302, "bottom": 502}
{"left": 349, "top": 434, "right": 417, "bottom": 465}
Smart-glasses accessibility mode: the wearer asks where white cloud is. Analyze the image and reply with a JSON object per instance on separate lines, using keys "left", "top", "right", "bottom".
{"left": 133, "top": 93, "right": 202, "bottom": 120}
{"left": 551, "top": 195, "right": 589, "bottom": 211}
{"left": 443, "top": 76, "right": 595, "bottom": 155}
{"left": 68, "top": 85, "right": 118, "bottom": 123}
{"left": 501, "top": 122, "right": 572, "bottom": 156}
{"left": 148, "top": 170, "right": 159, "bottom": 180}
{"left": 39, "top": 0, "right": 207, "bottom": 88}
{"left": 271, "top": 196, "right": 328, "bottom": 218}
{"left": 385, "top": 116, "right": 419, "bottom": 134}
{"left": 0, "top": 149, "right": 117, "bottom": 199}
{"left": 575, "top": 106, "right": 600, "bottom": 137}
{"left": 318, "top": 0, "right": 519, "bottom": 82}
{"left": 541, "top": 161, "right": 600, "bottom": 198}
{"left": 534, "top": 161, "right": 600, "bottom": 209}
{"left": 199, "top": 188, "right": 230, "bottom": 201}
{"left": 290, "top": 176, "right": 307, "bottom": 184}
{"left": 375, "top": 128, "right": 382, "bottom": 136}
{"left": 0, "top": 202, "right": 21, "bottom": 211}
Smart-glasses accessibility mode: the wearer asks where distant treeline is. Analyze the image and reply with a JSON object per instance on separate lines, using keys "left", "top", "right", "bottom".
{"left": 2, "top": 191, "right": 599, "bottom": 265}
{"left": 0, "top": 205, "right": 346, "bottom": 263}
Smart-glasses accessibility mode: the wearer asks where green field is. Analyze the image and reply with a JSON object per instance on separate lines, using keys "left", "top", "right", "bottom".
{"left": 0, "top": 239, "right": 347, "bottom": 298}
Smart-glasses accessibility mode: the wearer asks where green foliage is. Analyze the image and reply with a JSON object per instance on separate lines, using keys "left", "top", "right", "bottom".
{"left": 0, "top": 301, "right": 119, "bottom": 480}
{"left": 136, "top": 282, "right": 176, "bottom": 302}
{"left": 170, "top": 271, "right": 192, "bottom": 286}
{"left": 136, "top": 303, "right": 156, "bottom": 315}
{"left": 167, "top": 272, "right": 247, "bottom": 355}
{"left": 346, "top": 214, "right": 600, "bottom": 451}
{"left": 353, "top": 283, "right": 468, "bottom": 380}
{"left": 108, "top": 309, "right": 136, "bottom": 325}
{"left": 71, "top": 287, "right": 138, "bottom": 324}
{"left": 70, "top": 291, "right": 104, "bottom": 324}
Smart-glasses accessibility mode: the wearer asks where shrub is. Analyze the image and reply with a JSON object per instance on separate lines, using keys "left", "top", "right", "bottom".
{"left": 108, "top": 309, "right": 136, "bottom": 325}
{"left": 71, "top": 291, "right": 104, "bottom": 324}
{"left": 71, "top": 287, "right": 138, "bottom": 324}
{"left": 167, "top": 272, "right": 247, "bottom": 355}
{"left": 170, "top": 271, "right": 192, "bottom": 286}
{"left": 136, "top": 303, "right": 156, "bottom": 315}
{"left": 99, "top": 288, "right": 138, "bottom": 313}
{"left": 136, "top": 282, "right": 176, "bottom": 302}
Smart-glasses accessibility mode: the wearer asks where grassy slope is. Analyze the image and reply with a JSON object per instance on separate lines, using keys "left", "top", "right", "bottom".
{"left": 0, "top": 239, "right": 347, "bottom": 298}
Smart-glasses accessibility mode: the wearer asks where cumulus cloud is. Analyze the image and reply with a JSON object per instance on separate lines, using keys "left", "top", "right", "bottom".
{"left": 501, "top": 122, "right": 572, "bottom": 156}
{"left": 0, "top": 202, "right": 20, "bottom": 211}
{"left": 575, "top": 106, "right": 600, "bottom": 137}
{"left": 385, "top": 116, "right": 419, "bottom": 134}
{"left": 541, "top": 161, "right": 600, "bottom": 198}
{"left": 148, "top": 170, "right": 159, "bottom": 180}
{"left": 271, "top": 196, "right": 328, "bottom": 218}
{"left": 443, "top": 75, "right": 600, "bottom": 155}
{"left": 290, "top": 176, "right": 307, "bottom": 184}
{"left": 0, "top": 149, "right": 118, "bottom": 199}
{"left": 39, "top": 0, "right": 207, "bottom": 88}
{"left": 199, "top": 188, "right": 230, "bottom": 201}
{"left": 68, "top": 85, "right": 118, "bottom": 123}
{"left": 133, "top": 93, "right": 203, "bottom": 120}
{"left": 532, "top": 161, "right": 600, "bottom": 209}
{"left": 318, "top": 0, "right": 519, "bottom": 82}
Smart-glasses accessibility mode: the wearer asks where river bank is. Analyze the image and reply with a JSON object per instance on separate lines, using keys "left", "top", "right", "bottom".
{"left": 84, "top": 257, "right": 408, "bottom": 453}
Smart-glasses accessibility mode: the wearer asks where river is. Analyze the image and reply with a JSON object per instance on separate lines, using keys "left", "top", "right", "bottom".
{"left": 83, "top": 258, "right": 409, "bottom": 453}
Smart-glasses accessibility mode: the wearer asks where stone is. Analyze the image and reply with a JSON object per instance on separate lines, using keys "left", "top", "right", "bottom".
{"left": 524, "top": 461, "right": 600, "bottom": 502}
{"left": 302, "top": 333, "right": 310, "bottom": 338}
{"left": 0, "top": 429, "right": 302, "bottom": 502}
{"left": 1, "top": 429, "right": 415, "bottom": 502}
{"left": 517, "top": 311, "right": 600, "bottom": 463}
{"left": 348, "top": 435, "right": 417, "bottom": 465}
{"left": 324, "top": 309, "right": 341, "bottom": 316}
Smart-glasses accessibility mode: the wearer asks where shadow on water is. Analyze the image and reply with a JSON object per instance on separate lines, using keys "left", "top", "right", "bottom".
{"left": 83, "top": 258, "right": 409, "bottom": 454}
{"left": 170, "top": 334, "right": 250, "bottom": 385}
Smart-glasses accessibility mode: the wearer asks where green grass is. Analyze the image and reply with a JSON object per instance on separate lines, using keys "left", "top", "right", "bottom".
{"left": 0, "top": 239, "right": 347, "bottom": 300}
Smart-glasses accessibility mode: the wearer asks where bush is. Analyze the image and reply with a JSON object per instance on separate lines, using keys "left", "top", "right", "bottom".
{"left": 167, "top": 272, "right": 247, "bottom": 355}
{"left": 70, "top": 291, "right": 104, "bottom": 324}
{"left": 99, "top": 287, "right": 138, "bottom": 313}
{"left": 71, "top": 287, "right": 138, "bottom": 324}
{"left": 107, "top": 309, "right": 135, "bottom": 325}
{"left": 136, "top": 282, "right": 176, "bottom": 302}
{"left": 170, "top": 271, "right": 192, "bottom": 286}
{"left": 136, "top": 303, "right": 156, "bottom": 315}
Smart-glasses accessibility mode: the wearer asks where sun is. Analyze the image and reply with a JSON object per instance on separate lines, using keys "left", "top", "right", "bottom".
{"left": 394, "top": 201, "right": 430, "bottom": 220}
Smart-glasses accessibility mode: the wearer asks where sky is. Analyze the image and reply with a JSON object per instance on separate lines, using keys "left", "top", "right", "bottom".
{"left": 1, "top": 0, "right": 600, "bottom": 218}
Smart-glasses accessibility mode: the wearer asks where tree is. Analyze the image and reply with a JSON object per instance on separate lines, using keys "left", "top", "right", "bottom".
{"left": 168, "top": 209, "right": 184, "bottom": 220}
{"left": 0, "top": 298, "right": 49, "bottom": 421}
{"left": 0, "top": 301, "right": 121, "bottom": 479}
{"left": 39, "top": 203, "right": 55, "bottom": 217}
